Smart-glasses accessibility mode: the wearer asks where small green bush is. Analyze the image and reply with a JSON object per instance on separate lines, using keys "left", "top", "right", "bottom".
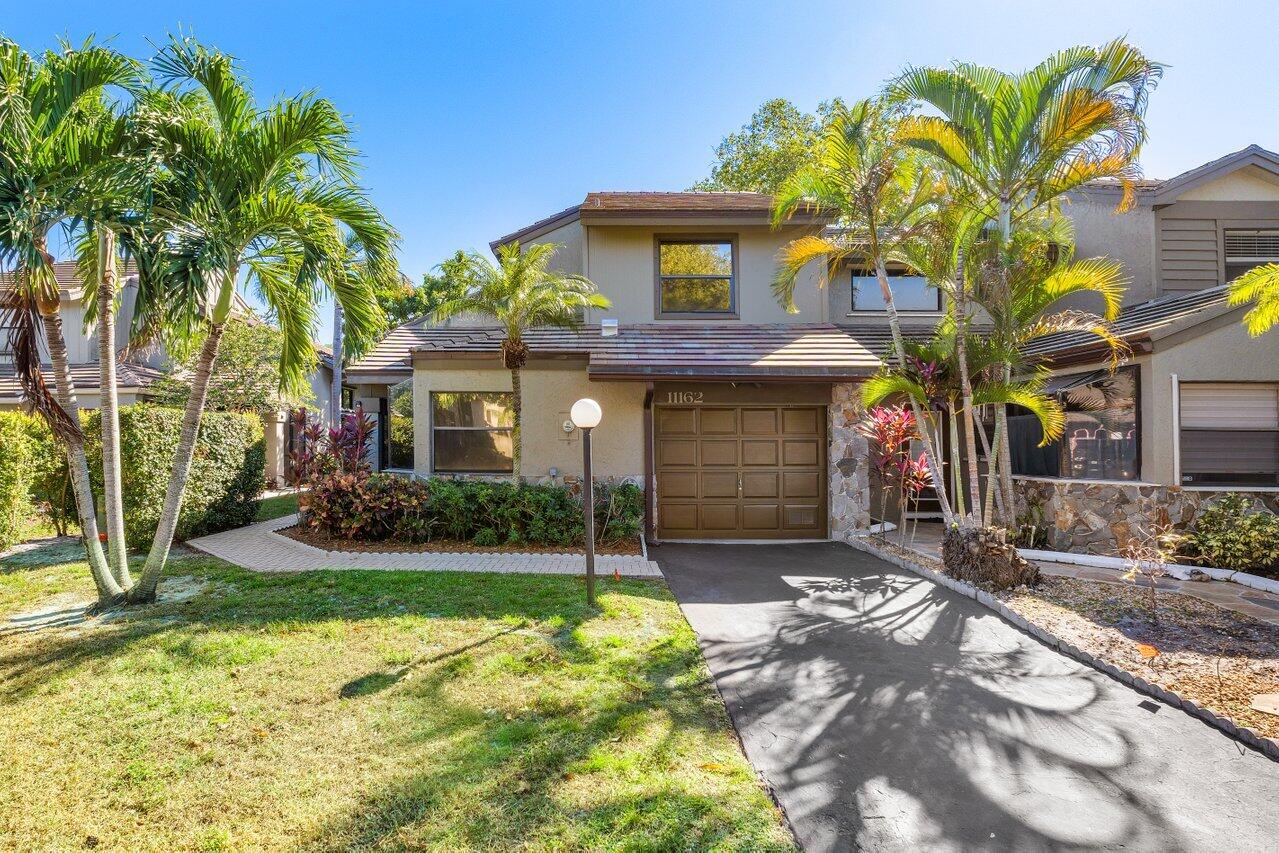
{"left": 0, "top": 412, "right": 35, "bottom": 550}
{"left": 1184, "top": 494, "right": 1279, "bottom": 576}
{"left": 305, "top": 474, "right": 644, "bottom": 549}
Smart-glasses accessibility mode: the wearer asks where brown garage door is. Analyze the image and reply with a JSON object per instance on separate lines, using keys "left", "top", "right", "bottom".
{"left": 655, "top": 405, "right": 827, "bottom": 539}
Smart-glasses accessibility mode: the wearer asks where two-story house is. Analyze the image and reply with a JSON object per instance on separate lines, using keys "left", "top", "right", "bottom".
{"left": 345, "top": 146, "right": 1279, "bottom": 545}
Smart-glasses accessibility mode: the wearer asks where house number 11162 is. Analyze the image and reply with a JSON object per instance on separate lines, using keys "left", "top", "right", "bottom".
{"left": 665, "top": 391, "right": 703, "bottom": 404}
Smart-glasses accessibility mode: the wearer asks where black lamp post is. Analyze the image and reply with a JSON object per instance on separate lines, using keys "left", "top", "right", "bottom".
{"left": 571, "top": 398, "right": 603, "bottom": 605}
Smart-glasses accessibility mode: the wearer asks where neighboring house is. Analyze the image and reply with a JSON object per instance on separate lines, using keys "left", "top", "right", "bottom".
{"left": 0, "top": 262, "right": 311, "bottom": 489}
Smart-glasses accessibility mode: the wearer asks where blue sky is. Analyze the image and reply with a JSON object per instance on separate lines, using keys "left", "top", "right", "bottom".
{"left": 6, "top": 1, "right": 1278, "bottom": 339}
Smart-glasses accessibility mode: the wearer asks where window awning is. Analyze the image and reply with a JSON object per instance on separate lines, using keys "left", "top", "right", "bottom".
{"left": 1042, "top": 370, "right": 1108, "bottom": 395}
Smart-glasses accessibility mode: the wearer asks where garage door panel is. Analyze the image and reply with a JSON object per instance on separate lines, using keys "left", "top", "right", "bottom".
{"left": 783, "top": 504, "right": 821, "bottom": 530}
{"left": 658, "top": 439, "right": 697, "bottom": 467}
{"left": 661, "top": 471, "right": 698, "bottom": 499}
{"left": 741, "top": 408, "right": 778, "bottom": 435}
{"left": 658, "top": 408, "right": 697, "bottom": 434}
{"left": 700, "top": 440, "right": 738, "bottom": 466}
{"left": 741, "top": 503, "right": 780, "bottom": 530}
{"left": 742, "top": 472, "right": 779, "bottom": 498}
{"left": 702, "top": 472, "right": 738, "bottom": 498}
{"left": 742, "top": 439, "right": 778, "bottom": 466}
{"left": 659, "top": 503, "right": 699, "bottom": 531}
{"left": 700, "top": 408, "right": 738, "bottom": 434}
{"left": 783, "top": 471, "right": 820, "bottom": 498}
{"left": 782, "top": 408, "right": 820, "bottom": 435}
{"left": 700, "top": 504, "right": 738, "bottom": 530}
{"left": 782, "top": 439, "right": 819, "bottom": 466}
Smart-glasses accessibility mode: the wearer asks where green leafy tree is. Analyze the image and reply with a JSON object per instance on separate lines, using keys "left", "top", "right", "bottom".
{"left": 433, "top": 242, "right": 610, "bottom": 480}
{"left": 692, "top": 98, "right": 844, "bottom": 193}
{"left": 152, "top": 319, "right": 316, "bottom": 413}
{"left": 0, "top": 37, "right": 143, "bottom": 606}
{"left": 124, "top": 36, "right": 395, "bottom": 602}
{"left": 377, "top": 250, "right": 472, "bottom": 326}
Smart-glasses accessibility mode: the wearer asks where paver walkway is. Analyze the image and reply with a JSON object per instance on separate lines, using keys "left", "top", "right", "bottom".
{"left": 655, "top": 541, "right": 1279, "bottom": 852}
{"left": 902, "top": 522, "right": 1279, "bottom": 627}
{"left": 189, "top": 515, "right": 662, "bottom": 577}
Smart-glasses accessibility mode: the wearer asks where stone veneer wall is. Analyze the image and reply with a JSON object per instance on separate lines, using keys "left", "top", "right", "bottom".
{"left": 828, "top": 383, "right": 871, "bottom": 541}
{"left": 1016, "top": 477, "right": 1279, "bottom": 554}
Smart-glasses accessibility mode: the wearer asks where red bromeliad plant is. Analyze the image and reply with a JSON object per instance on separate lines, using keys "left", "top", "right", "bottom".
{"left": 325, "top": 408, "right": 376, "bottom": 476}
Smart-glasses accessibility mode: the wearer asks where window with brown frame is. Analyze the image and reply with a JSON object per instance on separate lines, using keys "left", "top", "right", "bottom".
{"left": 431, "top": 391, "right": 514, "bottom": 473}
{"left": 656, "top": 239, "right": 736, "bottom": 316}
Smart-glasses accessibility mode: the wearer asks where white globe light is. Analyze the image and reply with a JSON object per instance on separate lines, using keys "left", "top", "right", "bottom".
{"left": 570, "top": 398, "right": 603, "bottom": 429}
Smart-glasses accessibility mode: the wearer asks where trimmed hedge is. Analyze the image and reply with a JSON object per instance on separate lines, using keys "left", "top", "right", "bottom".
{"left": 305, "top": 473, "right": 643, "bottom": 548}
{"left": 89, "top": 406, "right": 266, "bottom": 543}
{"left": 0, "top": 412, "right": 35, "bottom": 550}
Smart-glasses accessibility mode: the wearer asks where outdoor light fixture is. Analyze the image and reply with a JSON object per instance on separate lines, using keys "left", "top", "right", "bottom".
{"left": 571, "top": 398, "right": 603, "bottom": 605}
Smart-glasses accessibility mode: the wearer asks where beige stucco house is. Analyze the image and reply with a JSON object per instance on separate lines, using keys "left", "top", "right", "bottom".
{"left": 345, "top": 147, "right": 1279, "bottom": 546}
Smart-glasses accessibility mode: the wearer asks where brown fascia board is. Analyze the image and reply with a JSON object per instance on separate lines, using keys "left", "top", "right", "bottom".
{"left": 578, "top": 208, "right": 827, "bottom": 227}
{"left": 586, "top": 365, "right": 873, "bottom": 382}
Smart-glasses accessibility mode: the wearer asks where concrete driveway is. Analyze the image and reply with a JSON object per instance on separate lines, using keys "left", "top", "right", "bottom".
{"left": 654, "top": 542, "right": 1279, "bottom": 852}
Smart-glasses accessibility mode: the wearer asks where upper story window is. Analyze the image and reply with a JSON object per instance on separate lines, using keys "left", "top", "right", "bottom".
{"left": 1224, "top": 229, "right": 1279, "bottom": 281}
{"left": 850, "top": 268, "right": 941, "bottom": 313}
{"left": 656, "top": 238, "right": 736, "bottom": 317}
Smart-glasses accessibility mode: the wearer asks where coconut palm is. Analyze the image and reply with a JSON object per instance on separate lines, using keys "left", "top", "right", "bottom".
{"left": 892, "top": 40, "right": 1161, "bottom": 523}
{"left": 124, "top": 36, "right": 394, "bottom": 602}
{"left": 772, "top": 98, "right": 957, "bottom": 524}
{"left": 433, "top": 241, "right": 611, "bottom": 481}
{"left": 0, "top": 38, "right": 144, "bottom": 605}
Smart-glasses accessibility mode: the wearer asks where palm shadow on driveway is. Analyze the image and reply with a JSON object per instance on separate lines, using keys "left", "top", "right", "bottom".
{"left": 656, "top": 541, "right": 1279, "bottom": 852}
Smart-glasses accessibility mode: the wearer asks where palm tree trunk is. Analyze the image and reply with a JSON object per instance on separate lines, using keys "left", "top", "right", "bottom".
{"left": 874, "top": 257, "right": 955, "bottom": 525}
{"left": 96, "top": 227, "right": 131, "bottom": 588}
{"left": 129, "top": 322, "right": 226, "bottom": 602}
{"left": 330, "top": 302, "right": 344, "bottom": 427}
{"left": 509, "top": 367, "right": 522, "bottom": 482}
{"left": 948, "top": 405, "right": 964, "bottom": 518}
{"left": 995, "top": 366, "right": 1016, "bottom": 527}
{"left": 951, "top": 255, "right": 982, "bottom": 524}
{"left": 975, "top": 414, "right": 1005, "bottom": 527}
{"left": 42, "top": 305, "right": 123, "bottom": 604}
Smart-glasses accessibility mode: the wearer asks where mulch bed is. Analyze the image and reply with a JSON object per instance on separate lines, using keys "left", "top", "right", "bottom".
{"left": 279, "top": 525, "right": 643, "bottom": 556}
{"left": 998, "top": 577, "right": 1279, "bottom": 740}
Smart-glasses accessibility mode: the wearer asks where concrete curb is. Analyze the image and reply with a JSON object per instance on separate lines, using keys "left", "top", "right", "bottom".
{"left": 1020, "top": 547, "right": 1279, "bottom": 596}
{"left": 846, "top": 537, "right": 1279, "bottom": 763}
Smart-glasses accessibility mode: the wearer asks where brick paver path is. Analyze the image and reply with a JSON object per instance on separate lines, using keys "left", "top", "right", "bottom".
{"left": 189, "top": 515, "right": 662, "bottom": 577}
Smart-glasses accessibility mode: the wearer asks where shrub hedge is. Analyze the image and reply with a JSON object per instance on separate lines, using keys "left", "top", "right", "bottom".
{"left": 304, "top": 473, "right": 643, "bottom": 548}
{"left": 1183, "top": 494, "right": 1279, "bottom": 577}
{"left": 0, "top": 412, "right": 35, "bottom": 550}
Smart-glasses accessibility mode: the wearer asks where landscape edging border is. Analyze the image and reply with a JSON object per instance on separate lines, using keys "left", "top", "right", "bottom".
{"left": 1020, "top": 547, "right": 1279, "bottom": 596}
{"left": 845, "top": 537, "right": 1279, "bottom": 763}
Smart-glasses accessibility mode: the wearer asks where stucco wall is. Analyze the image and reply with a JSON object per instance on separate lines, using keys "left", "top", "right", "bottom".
{"left": 521, "top": 219, "right": 584, "bottom": 277}
{"left": 411, "top": 362, "right": 646, "bottom": 480}
{"left": 1065, "top": 193, "right": 1157, "bottom": 307}
{"left": 583, "top": 224, "right": 826, "bottom": 324}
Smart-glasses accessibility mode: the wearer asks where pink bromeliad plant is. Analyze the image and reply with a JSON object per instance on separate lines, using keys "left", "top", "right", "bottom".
{"left": 856, "top": 405, "right": 931, "bottom": 544}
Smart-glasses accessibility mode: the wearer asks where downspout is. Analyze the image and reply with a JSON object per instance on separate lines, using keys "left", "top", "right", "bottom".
{"left": 1170, "top": 372, "right": 1181, "bottom": 485}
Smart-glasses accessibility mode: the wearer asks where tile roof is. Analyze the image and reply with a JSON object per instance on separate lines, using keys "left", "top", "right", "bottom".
{"left": 0, "top": 361, "right": 165, "bottom": 400}
{"left": 0, "top": 261, "right": 137, "bottom": 299}
{"left": 351, "top": 320, "right": 943, "bottom": 381}
{"left": 1021, "top": 285, "right": 1235, "bottom": 361}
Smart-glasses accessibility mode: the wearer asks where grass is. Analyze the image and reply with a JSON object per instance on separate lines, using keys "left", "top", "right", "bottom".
{"left": 254, "top": 492, "right": 300, "bottom": 522}
{"left": 0, "top": 545, "right": 792, "bottom": 851}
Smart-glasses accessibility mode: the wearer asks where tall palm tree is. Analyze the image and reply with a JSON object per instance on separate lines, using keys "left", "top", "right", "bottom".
{"left": 772, "top": 98, "right": 957, "bottom": 525}
{"left": 433, "top": 241, "right": 610, "bottom": 481}
{"left": 125, "top": 36, "right": 393, "bottom": 601}
{"left": 0, "top": 38, "right": 143, "bottom": 606}
{"left": 892, "top": 40, "right": 1161, "bottom": 521}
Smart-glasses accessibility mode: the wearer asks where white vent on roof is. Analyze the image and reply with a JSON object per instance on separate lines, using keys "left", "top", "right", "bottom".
{"left": 600, "top": 318, "right": 619, "bottom": 337}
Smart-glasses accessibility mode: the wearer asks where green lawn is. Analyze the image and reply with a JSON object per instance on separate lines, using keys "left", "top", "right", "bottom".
{"left": 0, "top": 545, "right": 792, "bottom": 851}
{"left": 254, "top": 491, "right": 301, "bottom": 522}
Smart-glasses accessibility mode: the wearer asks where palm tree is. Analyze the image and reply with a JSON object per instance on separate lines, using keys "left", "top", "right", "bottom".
{"left": 1228, "top": 264, "right": 1279, "bottom": 337}
{"left": 329, "top": 231, "right": 401, "bottom": 425}
{"left": 892, "top": 40, "right": 1161, "bottom": 522}
{"left": 772, "top": 98, "right": 957, "bottom": 525}
{"left": 433, "top": 241, "right": 610, "bottom": 481}
{"left": 124, "top": 36, "right": 394, "bottom": 602}
{"left": 0, "top": 38, "right": 143, "bottom": 606}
